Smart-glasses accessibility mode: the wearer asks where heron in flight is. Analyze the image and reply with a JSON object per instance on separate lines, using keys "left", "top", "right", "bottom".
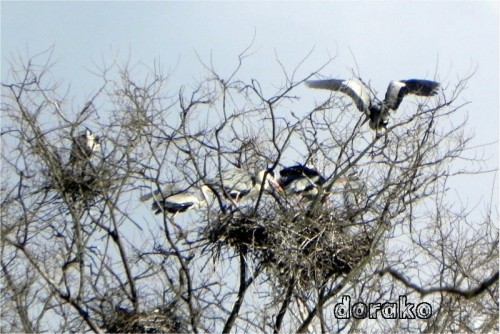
{"left": 306, "top": 77, "right": 440, "bottom": 130}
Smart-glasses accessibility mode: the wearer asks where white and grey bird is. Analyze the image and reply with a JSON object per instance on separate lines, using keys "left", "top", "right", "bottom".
{"left": 306, "top": 77, "right": 440, "bottom": 130}
{"left": 342, "top": 172, "right": 365, "bottom": 208}
{"left": 207, "top": 168, "right": 280, "bottom": 202}
{"left": 140, "top": 185, "right": 211, "bottom": 215}
{"left": 278, "top": 164, "right": 326, "bottom": 200}
{"left": 69, "top": 128, "right": 100, "bottom": 165}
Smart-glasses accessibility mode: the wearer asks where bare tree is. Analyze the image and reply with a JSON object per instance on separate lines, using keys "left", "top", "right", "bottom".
{"left": 1, "top": 47, "right": 497, "bottom": 333}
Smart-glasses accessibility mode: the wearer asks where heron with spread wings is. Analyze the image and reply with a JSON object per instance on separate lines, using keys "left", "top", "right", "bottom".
{"left": 306, "top": 77, "right": 440, "bottom": 130}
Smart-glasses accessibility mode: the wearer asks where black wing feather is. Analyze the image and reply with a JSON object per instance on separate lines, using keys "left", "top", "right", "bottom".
{"left": 279, "top": 164, "right": 321, "bottom": 186}
{"left": 153, "top": 201, "right": 196, "bottom": 215}
{"left": 402, "top": 79, "right": 440, "bottom": 96}
{"left": 279, "top": 164, "right": 325, "bottom": 189}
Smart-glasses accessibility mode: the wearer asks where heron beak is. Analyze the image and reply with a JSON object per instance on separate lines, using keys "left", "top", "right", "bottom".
{"left": 335, "top": 176, "right": 349, "bottom": 184}
{"left": 273, "top": 180, "right": 284, "bottom": 193}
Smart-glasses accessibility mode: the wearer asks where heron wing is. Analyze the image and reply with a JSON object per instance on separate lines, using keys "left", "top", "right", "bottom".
{"left": 209, "top": 168, "right": 254, "bottom": 198}
{"left": 403, "top": 79, "right": 440, "bottom": 96}
{"left": 306, "top": 77, "right": 372, "bottom": 112}
{"left": 279, "top": 165, "right": 314, "bottom": 188}
{"left": 280, "top": 164, "right": 319, "bottom": 177}
{"left": 385, "top": 79, "right": 440, "bottom": 110}
{"left": 164, "top": 201, "right": 196, "bottom": 213}
{"left": 152, "top": 192, "right": 198, "bottom": 214}
{"left": 279, "top": 165, "right": 326, "bottom": 193}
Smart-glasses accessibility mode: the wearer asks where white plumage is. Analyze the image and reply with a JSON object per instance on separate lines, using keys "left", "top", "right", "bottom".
{"left": 207, "top": 168, "right": 280, "bottom": 202}
{"left": 141, "top": 185, "right": 211, "bottom": 215}
{"left": 141, "top": 169, "right": 280, "bottom": 215}
{"left": 69, "top": 129, "right": 100, "bottom": 165}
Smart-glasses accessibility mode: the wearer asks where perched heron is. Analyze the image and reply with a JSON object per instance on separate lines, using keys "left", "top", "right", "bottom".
{"left": 207, "top": 168, "right": 280, "bottom": 202}
{"left": 140, "top": 185, "right": 212, "bottom": 216}
{"left": 69, "top": 128, "right": 100, "bottom": 165}
{"left": 306, "top": 77, "right": 440, "bottom": 130}
{"left": 278, "top": 164, "right": 326, "bottom": 200}
{"left": 342, "top": 172, "right": 365, "bottom": 208}
{"left": 141, "top": 169, "right": 279, "bottom": 214}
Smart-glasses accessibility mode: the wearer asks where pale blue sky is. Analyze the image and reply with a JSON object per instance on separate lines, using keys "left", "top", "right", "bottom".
{"left": 3, "top": 2, "right": 498, "bottom": 83}
{"left": 2, "top": 1, "right": 499, "bottom": 209}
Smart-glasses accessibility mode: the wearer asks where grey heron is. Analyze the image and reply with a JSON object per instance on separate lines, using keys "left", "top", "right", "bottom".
{"left": 207, "top": 168, "right": 281, "bottom": 202}
{"left": 278, "top": 164, "right": 326, "bottom": 200}
{"left": 69, "top": 128, "right": 100, "bottom": 165}
{"left": 306, "top": 77, "right": 440, "bottom": 130}
{"left": 140, "top": 185, "right": 212, "bottom": 216}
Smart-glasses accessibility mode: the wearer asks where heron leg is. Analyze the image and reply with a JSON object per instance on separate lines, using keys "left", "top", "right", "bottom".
{"left": 170, "top": 215, "right": 186, "bottom": 240}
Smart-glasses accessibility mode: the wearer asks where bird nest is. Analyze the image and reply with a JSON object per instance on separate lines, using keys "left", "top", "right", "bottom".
{"left": 206, "top": 206, "right": 372, "bottom": 288}
{"left": 60, "top": 168, "right": 103, "bottom": 200}
{"left": 104, "top": 305, "right": 187, "bottom": 334}
{"left": 44, "top": 162, "right": 116, "bottom": 208}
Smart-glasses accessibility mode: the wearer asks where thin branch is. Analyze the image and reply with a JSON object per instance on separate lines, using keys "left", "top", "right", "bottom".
{"left": 378, "top": 268, "right": 499, "bottom": 299}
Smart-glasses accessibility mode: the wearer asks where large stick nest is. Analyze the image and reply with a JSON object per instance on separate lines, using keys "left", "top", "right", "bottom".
{"left": 104, "top": 305, "right": 188, "bottom": 333}
{"left": 44, "top": 162, "right": 117, "bottom": 207}
{"left": 206, "top": 205, "right": 372, "bottom": 287}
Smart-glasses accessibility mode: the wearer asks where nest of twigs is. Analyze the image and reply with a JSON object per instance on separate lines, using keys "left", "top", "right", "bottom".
{"left": 105, "top": 305, "right": 187, "bottom": 333}
{"left": 206, "top": 205, "right": 372, "bottom": 288}
{"left": 45, "top": 162, "right": 116, "bottom": 207}
{"left": 60, "top": 169, "right": 102, "bottom": 200}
